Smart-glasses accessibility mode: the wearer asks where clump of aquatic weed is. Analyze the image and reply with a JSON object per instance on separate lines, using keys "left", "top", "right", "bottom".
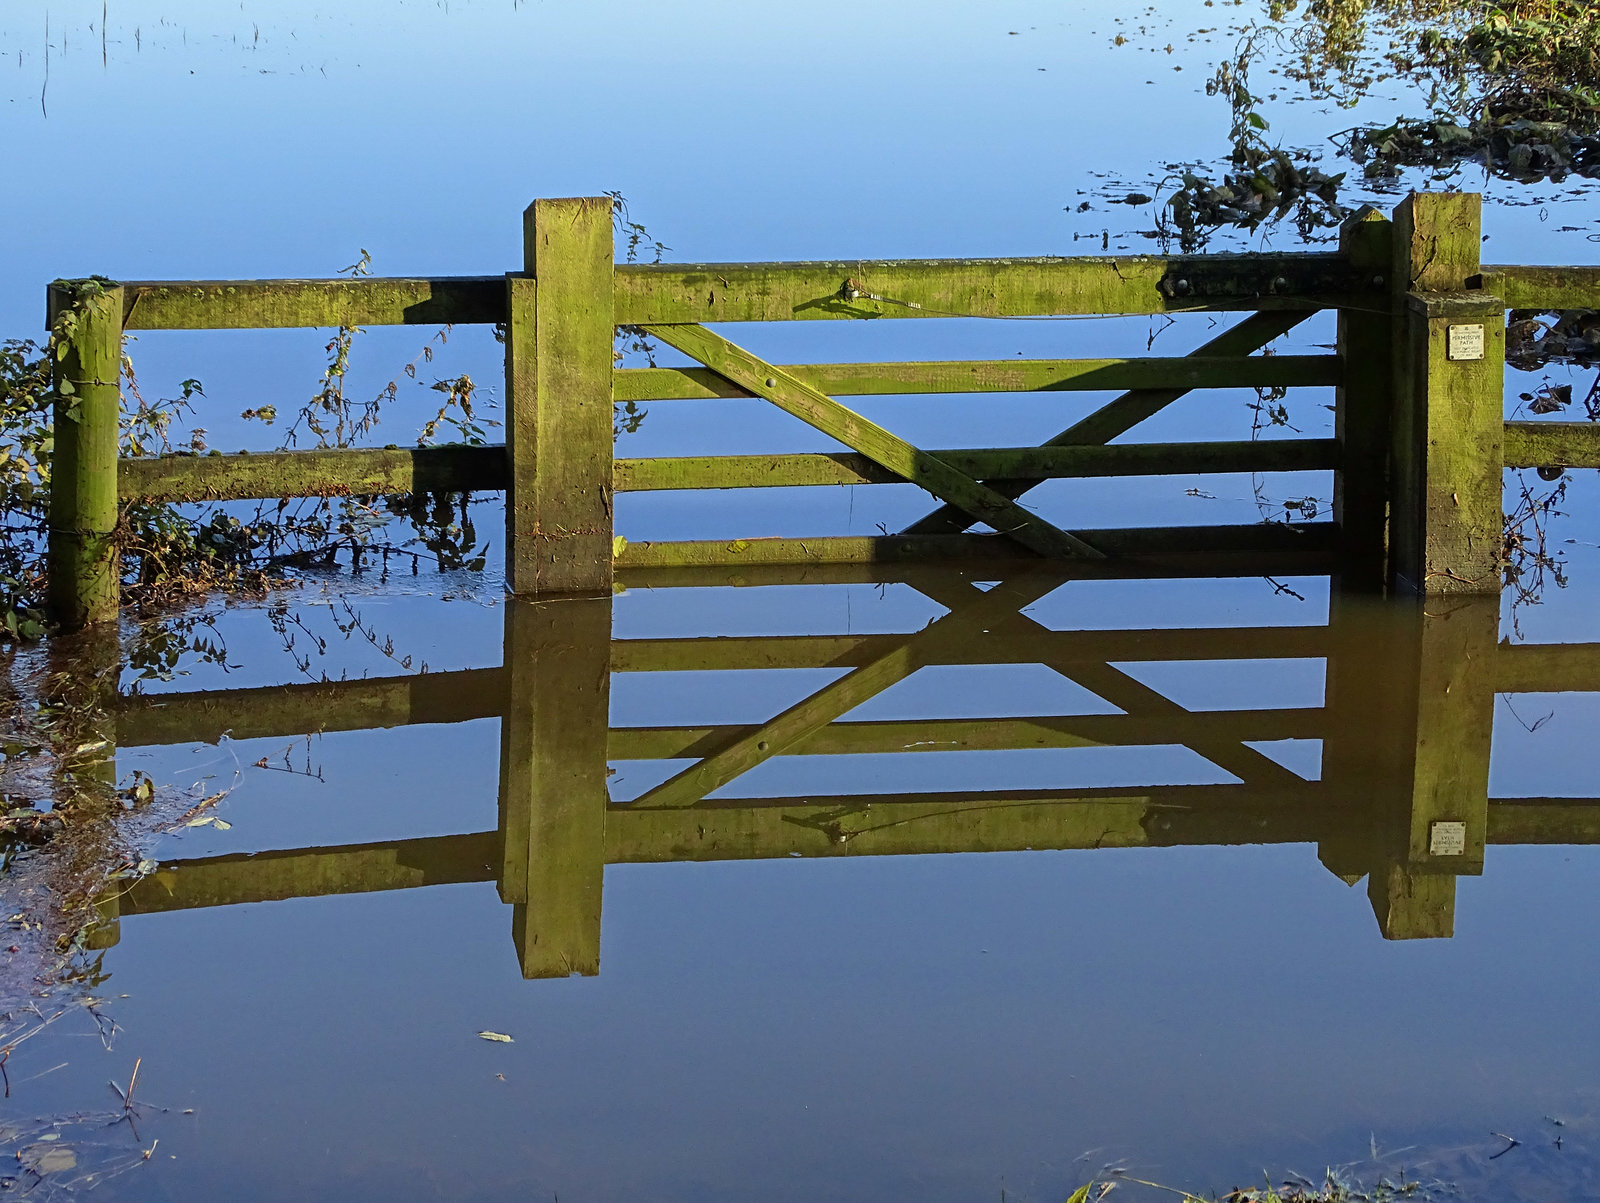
{"left": 1067, "top": 1163, "right": 1454, "bottom": 1201}
{"left": 1150, "top": 30, "right": 1350, "bottom": 251}
{"left": 1338, "top": 0, "right": 1600, "bottom": 181}
{"left": 4, "top": 653, "right": 186, "bottom": 1000}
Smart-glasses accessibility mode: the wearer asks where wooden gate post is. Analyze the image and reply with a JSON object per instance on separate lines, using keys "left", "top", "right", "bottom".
{"left": 1389, "top": 193, "right": 1506, "bottom": 594}
{"left": 496, "top": 594, "right": 611, "bottom": 978}
{"left": 47, "top": 280, "right": 124, "bottom": 629}
{"left": 504, "top": 197, "right": 615, "bottom": 595}
{"left": 1334, "top": 206, "right": 1395, "bottom": 592}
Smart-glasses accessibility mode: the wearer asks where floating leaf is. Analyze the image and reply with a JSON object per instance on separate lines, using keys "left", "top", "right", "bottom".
{"left": 477, "top": 1031, "right": 514, "bottom": 1043}
{"left": 20, "top": 1143, "right": 77, "bottom": 1174}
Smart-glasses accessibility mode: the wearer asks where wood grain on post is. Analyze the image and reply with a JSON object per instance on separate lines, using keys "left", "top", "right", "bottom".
{"left": 1389, "top": 193, "right": 1504, "bottom": 594}
{"left": 47, "top": 282, "right": 125, "bottom": 629}
{"left": 505, "top": 197, "right": 615, "bottom": 594}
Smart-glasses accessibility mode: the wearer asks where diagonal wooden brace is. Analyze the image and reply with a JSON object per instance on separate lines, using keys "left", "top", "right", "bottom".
{"left": 641, "top": 323, "right": 1104, "bottom": 560}
{"left": 907, "top": 575, "right": 1306, "bottom": 789}
{"left": 902, "top": 310, "right": 1313, "bottom": 536}
{"left": 626, "top": 574, "right": 1070, "bottom": 809}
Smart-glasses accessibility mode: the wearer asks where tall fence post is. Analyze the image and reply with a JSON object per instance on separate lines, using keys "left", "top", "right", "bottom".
{"left": 1389, "top": 193, "right": 1506, "bottom": 594}
{"left": 497, "top": 595, "right": 611, "bottom": 978}
{"left": 1334, "top": 206, "right": 1394, "bottom": 592}
{"left": 47, "top": 280, "right": 124, "bottom": 629}
{"left": 504, "top": 197, "right": 615, "bottom": 595}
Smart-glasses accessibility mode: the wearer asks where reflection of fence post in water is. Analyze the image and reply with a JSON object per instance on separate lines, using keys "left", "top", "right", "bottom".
{"left": 48, "top": 624, "right": 125, "bottom": 949}
{"left": 497, "top": 596, "right": 612, "bottom": 978}
{"left": 1389, "top": 193, "right": 1506, "bottom": 596}
{"left": 1322, "top": 592, "right": 1497, "bottom": 938}
{"left": 46, "top": 282, "right": 124, "bottom": 629}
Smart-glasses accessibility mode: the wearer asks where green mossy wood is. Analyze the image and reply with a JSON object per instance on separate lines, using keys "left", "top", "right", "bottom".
{"left": 641, "top": 323, "right": 1105, "bottom": 560}
{"left": 613, "top": 354, "right": 1340, "bottom": 401}
{"left": 42, "top": 192, "right": 1586, "bottom": 612}
{"left": 47, "top": 282, "right": 124, "bottom": 628}
{"left": 506, "top": 197, "right": 616, "bottom": 594}
{"left": 1390, "top": 193, "right": 1506, "bottom": 595}
{"left": 1503, "top": 421, "right": 1600, "bottom": 470}
{"left": 901, "top": 310, "right": 1313, "bottom": 537}
{"left": 614, "top": 253, "right": 1367, "bottom": 323}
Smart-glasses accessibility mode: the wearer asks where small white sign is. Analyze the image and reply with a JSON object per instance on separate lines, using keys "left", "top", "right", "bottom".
{"left": 1447, "top": 324, "right": 1485, "bottom": 361}
{"left": 1430, "top": 820, "right": 1467, "bottom": 856}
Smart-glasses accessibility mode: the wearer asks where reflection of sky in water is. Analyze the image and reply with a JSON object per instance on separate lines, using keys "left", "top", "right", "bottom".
{"left": 4, "top": 2, "right": 1600, "bottom": 1199}
{"left": 76, "top": 572, "right": 1600, "bottom": 1201}
{"left": 5, "top": 0, "right": 1596, "bottom": 601}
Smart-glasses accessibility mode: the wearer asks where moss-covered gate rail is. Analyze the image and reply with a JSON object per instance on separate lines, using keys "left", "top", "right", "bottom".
{"left": 46, "top": 192, "right": 1600, "bottom": 627}
{"left": 93, "top": 564, "right": 1600, "bottom": 972}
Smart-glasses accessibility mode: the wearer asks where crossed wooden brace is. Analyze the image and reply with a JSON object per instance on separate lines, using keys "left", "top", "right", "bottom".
{"left": 624, "top": 571, "right": 1305, "bottom": 810}
{"left": 644, "top": 311, "right": 1308, "bottom": 553}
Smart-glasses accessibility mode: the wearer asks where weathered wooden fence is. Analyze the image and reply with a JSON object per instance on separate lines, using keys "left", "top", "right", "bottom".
{"left": 45, "top": 191, "right": 1600, "bottom": 627}
{"left": 89, "top": 562, "right": 1600, "bottom": 973}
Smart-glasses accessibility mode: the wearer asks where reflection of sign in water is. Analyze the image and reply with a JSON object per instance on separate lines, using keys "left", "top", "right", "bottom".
{"left": 1430, "top": 820, "right": 1467, "bottom": 856}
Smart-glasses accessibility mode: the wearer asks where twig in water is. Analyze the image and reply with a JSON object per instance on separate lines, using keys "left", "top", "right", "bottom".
{"left": 125, "top": 1055, "right": 141, "bottom": 1110}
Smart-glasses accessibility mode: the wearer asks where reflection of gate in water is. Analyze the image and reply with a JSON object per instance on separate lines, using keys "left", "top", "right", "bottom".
{"left": 99, "top": 563, "right": 1600, "bottom": 974}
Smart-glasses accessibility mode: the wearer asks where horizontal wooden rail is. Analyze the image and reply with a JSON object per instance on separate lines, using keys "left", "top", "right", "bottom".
{"left": 1482, "top": 265, "right": 1600, "bottom": 311}
{"left": 1495, "top": 642, "right": 1600, "bottom": 693}
{"left": 614, "top": 356, "right": 1342, "bottom": 401}
{"left": 114, "top": 623, "right": 1330, "bottom": 747}
{"left": 613, "top": 254, "right": 1365, "bottom": 322}
{"left": 610, "top": 708, "right": 1324, "bottom": 760}
{"left": 1488, "top": 798, "right": 1600, "bottom": 843}
{"left": 118, "top": 795, "right": 1600, "bottom": 914}
{"left": 120, "top": 444, "right": 504, "bottom": 505}
{"left": 611, "top": 623, "right": 1331, "bottom": 673}
{"left": 114, "top": 263, "right": 1594, "bottom": 336}
{"left": 114, "top": 253, "right": 1364, "bottom": 331}
{"left": 1503, "top": 421, "right": 1600, "bottom": 470}
{"left": 616, "top": 521, "right": 1338, "bottom": 571}
{"left": 122, "top": 277, "right": 505, "bottom": 331}
{"left": 120, "top": 831, "right": 502, "bottom": 913}
{"left": 617, "top": 440, "right": 1338, "bottom": 492}
{"left": 115, "top": 667, "right": 504, "bottom": 747}
{"left": 120, "top": 438, "right": 1338, "bottom": 506}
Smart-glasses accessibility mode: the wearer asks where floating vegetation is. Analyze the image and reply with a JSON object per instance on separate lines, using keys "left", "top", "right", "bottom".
{"left": 1152, "top": 32, "right": 1349, "bottom": 250}
{"left": 1339, "top": 114, "right": 1600, "bottom": 181}
{"left": 1508, "top": 308, "right": 1600, "bottom": 374}
{"left": 1159, "top": 153, "right": 1348, "bottom": 250}
{"left": 1334, "top": 0, "right": 1600, "bottom": 180}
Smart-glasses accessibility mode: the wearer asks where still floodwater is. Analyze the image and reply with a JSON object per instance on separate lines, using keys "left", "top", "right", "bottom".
{"left": 4, "top": 568, "right": 1597, "bottom": 1201}
{"left": 4, "top": 1, "right": 1600, "bottom": 1200}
